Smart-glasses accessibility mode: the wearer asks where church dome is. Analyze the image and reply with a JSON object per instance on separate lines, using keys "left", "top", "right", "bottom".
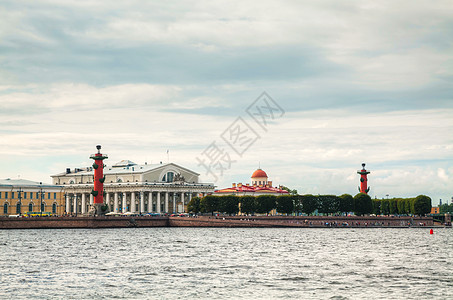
{"left": 251, "top": 169, "right": 268, "bottom": 178}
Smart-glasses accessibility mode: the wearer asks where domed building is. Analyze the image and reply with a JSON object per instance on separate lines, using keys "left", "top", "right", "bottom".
{"left": 251, "top": 169, "right": 268, "bottom": 186}
{"left": 215, "top": 168, "right": 288, "bottom": 196}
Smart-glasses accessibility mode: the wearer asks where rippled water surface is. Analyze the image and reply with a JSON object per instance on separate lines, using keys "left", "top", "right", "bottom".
{"left": 0, "top": 228, "right": 451, "bottom": 299}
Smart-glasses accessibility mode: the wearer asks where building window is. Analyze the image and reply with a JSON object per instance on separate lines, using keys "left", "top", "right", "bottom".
{"left": 0, "top": 192, "right": 2, "bottom": 199}
{"left": 3, "top": 203, "right": 7, "bottom": 214}
{"left": 24, "top": 192, "right": 27, "bottom": 199}
{"left": 16, "top": 202, "right": 21, "bottom": 214}
{"left": 48, "top": 193, "right": 51, "bottom": 199}
{"left": 36, "top": 192, "right": 39, "bottom": 199}
{"left": 29, "top": 203, "right": 33, "bottom": 212}
{"left": 5, "top": 192, "right": 8, "bottom": 199}
{"left": 41, "top": 202, "right": 45, "bottom": 212}
{"left": 54, "top": 193, "right": 56, "bottom": 200}
{"left": 12, "top": 192, "right": 15, "bottom": 199}
{"left": 52, "top": 203, "right": 57, "bottom": 214}
{"left": 163, "top": 172, "right": 174, "bottom": 183}
{"left": 30, "top": 192, "right": 33, "bottom": 199}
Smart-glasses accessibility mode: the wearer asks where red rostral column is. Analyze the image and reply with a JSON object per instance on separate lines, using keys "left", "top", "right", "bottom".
{"left": 90, "top": 145, "right": 108, "bottom": 214}
{"left": 357, "top": 163, "right": 370, "bottom": 194}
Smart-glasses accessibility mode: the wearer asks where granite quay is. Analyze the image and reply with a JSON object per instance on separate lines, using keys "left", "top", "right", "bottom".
{"left": 0, "top": 215, "right": 438, "bottom": 229}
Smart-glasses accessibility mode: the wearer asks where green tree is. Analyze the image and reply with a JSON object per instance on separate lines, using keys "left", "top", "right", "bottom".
{"left": 381, "top": 199, "right": 390, "bottom": 215}
{"left": 413, "top": 195, "right": 432, "bottom": 216}
{"left": 353, "top": 193, "right": 373, "bottom": 216}
{"left": 277, "top": 195, "right": 294, "bottom": 215}
{"left": 218, "top": 195, "right": 239, "bottom": 215}
{"left": 372, "top": 199, "right": 381, "bottom": 215}
{"left": 397, "top": 198, "right": 406, "bottom": 215}
{"left": 301, "top": 194, "right": 317, "bottom": 215}
{"left": 317, "top": 195, "right": 340, "bottom": 215}
{"left": 281, "top": 186, "right": 298, "bottom": 195}
{"left": 239, "top": 196, "right": 256, "bottom": 215}
{"left": 439, "top": 203, "right": 453, "bottom": 214}
{"left": 200, "top": 195, "right": 219, "bottom": 215}
{"left": 187, "top": 196, "right": 201, "bottom": 214}
{"left": 339, "top": 194, "right": 354, "bottom": 213}
{"left": 389, "top": 199, "right": 398, "bottom": 215}
{"left": 405, "top": 198, "right": 413, "bottom": 215}
{"left": 293, "top": 195, "right": 303, "bottom": 215}
{"left": 255, "top": 195, "right": 277, "bottom": 215}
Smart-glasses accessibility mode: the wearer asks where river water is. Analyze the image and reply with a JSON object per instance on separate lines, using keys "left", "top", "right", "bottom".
{"left": 0, "top": 228, "right": 451, "bottom": 299}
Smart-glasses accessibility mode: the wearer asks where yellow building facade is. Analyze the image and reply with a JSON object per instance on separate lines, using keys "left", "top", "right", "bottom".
{"left": 0, "top": 179, "right": 65, "bottom": 216}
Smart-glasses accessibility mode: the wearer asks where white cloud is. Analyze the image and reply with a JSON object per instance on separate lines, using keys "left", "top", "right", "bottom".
{"left": 0, "top": 0, "right": 452, "bottom": 205}
{"left": 437, "top": 168, "right": 449, "bottom": 182}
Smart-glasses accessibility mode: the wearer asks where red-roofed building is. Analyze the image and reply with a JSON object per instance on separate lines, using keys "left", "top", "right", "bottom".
{"left": 215, "top": 168, "right": 289, "bottom": 196}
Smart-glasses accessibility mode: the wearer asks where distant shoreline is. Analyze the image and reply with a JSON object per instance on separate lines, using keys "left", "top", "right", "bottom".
{"left": 1, "top": 215, "right": 449, "bottom": 229}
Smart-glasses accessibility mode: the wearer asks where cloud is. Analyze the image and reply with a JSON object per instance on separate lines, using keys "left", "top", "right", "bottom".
{"left": 0, "top": 0, "right": 452, "bottom": 205}
{"left": 437, "top": 168, "right": 449, "bottom": 182}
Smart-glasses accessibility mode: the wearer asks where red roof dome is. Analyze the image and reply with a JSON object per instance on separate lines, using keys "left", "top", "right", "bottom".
{"left": 251, "top": 169, "right": 268, "bottom": 178}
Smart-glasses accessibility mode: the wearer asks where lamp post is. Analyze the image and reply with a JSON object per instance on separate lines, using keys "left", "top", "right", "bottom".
{"left": 17, "top": 187, "right": 23, "bottom": 216}
{"left": 39, "top": 182, "right": 44, "bottom": 217}
{"left": 64, "top": 193, "right": 67, "bottom": 215}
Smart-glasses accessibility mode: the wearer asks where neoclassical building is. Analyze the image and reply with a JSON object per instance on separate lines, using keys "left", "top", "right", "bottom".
{"left": 51, "top": 160, "right": 215, "bottom": 215}
{"left": 215, "top": 168, "right": 289, "bottom": 196}
{"left": 0, "top": 178, "right": 65, "bottom": 216}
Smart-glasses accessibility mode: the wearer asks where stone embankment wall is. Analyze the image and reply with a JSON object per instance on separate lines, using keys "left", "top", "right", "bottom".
{"left": 170, "top": 215, "right": 434, "bottom": 228}
{"left": 221, "top": 215, "right": 434, "bottom": 227}
{"left": 0, "top": 216, "right": 168, "bottom": 229}
{"left": 0, "top": 215, "right": 434, "bottom": 229}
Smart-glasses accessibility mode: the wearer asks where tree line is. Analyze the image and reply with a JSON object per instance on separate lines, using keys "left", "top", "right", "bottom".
{"left": 372, "top": 196, "right": 432, "bottom": 216}
{"left": 187, "top": 193, "right": 432, "bottom": 216}
{"left": 438, "top": 203, "right": 453, "bottom": 214}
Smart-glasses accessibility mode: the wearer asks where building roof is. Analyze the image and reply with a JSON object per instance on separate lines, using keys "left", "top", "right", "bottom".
{"left": 0, "top": 178, "right": 57, "bottom": 188}
{"left": 51, "top": 162, "right": 200, "bottom": 177}
{"left": 215, "top": 185, "right": 288, "bottom": 195}
{"left": 112, "top": 160, "right": 137, "bottom": 168}
{"left": 251, "top": 169, "right": 268, "bottom": 178}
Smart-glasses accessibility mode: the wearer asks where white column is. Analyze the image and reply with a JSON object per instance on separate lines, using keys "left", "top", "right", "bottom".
{"left": 181, "top": 192, "right": 185, "bottom": 213}
{"left": 73, "top": 194, "right": 77, "bottom": 214}
{"left": 122, "top": 193, "right": 127, "bottom": 212}
{"left": 173, "top": 193, "right": 176, "bottom": 213}
{"left": 165, "top": 192, "right": 169, "bottom": 213}
{"left": 106, "top": 193, "right": 111, "bottom": 211}
{"left": 65, "top": 194, "right": 70, "bottom": 213}
{"left": 140, "top": 192, "right": 145, "bottom": 214}
{"left": 81, "top": 193, "right": 86, "bottom": 214}
{"left": 157, "top": 192, "right": 161, "bottom": 213}
{"left": 148, "top": 192, "right": 153, "bottom": 213}
{"left": 131, "top": 192, "right": 136, "bottom": 213}
{"left": 90, "top": 193, "right": 94, "bottom": 205}
{"left": 114, "top": 192, "right": 119, "bottom": 212}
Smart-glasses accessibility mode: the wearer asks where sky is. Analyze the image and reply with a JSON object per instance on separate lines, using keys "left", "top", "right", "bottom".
{"left": 0, "top": 0, "right": 452, "bottom": 205}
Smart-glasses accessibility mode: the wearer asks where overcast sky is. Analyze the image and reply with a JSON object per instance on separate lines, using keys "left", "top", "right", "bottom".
{"left": 1, "top": 0, "right": 452, "bottom": 204}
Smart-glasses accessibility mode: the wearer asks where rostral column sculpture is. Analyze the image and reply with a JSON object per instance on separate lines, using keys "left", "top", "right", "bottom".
{"left": 357, "top": 163, "right": 370, "bottom": 194}
{"left": 90, "top": 145, "right": 108, "bottom": 215}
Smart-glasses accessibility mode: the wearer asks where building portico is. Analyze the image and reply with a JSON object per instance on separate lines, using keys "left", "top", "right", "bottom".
{"left": 53, "top": 160, "right": 213, "bottom": 215}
